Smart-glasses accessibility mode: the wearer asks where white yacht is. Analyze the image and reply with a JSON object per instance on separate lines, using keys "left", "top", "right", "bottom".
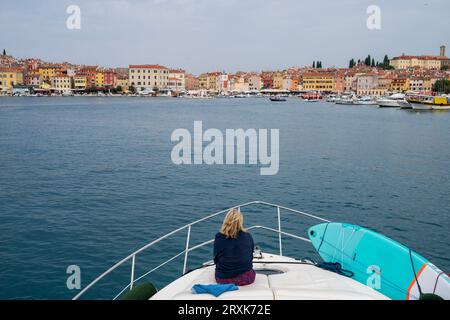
{"left": 398, "top": 100, "right": 412, "bottom": 109}
{"left": 353, "top": 96, "right": 377, "bottom": 105}
{"left": 335, "top": 95, "right": 355, "bottom": 105}
{"left": 62, "top": 90, "right": 74, "bottom": 97}
{"left": 73, "top": 201, "right": 449, "bottom": 301}
{"left": 377, "top": 93, "right": 406, "bottom": 108}
{"left": 326, "top": 95, "right": 337, "bottom": 103}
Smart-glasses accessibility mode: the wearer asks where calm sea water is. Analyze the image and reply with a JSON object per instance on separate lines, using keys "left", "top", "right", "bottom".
{"left": 0, "top": 97, "right": 449, "bottom": 299}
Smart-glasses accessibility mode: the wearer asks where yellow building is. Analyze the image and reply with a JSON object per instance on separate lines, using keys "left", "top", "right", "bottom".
{"left": 302, "top": 72, "right": 336, "bottom": 92}
{"left": 198, "top": 73, "right": 208, "bottom": 90}
{"left": 39, "top": 66, "right": 59, "bottom": 84}
{"left": 116, "top": 77, "right": 129, "bottom": 91}
{"left": 230, "top": 76, "right": 249, "bottom": 92}
{"left": 390, "top": 78, "right": 409, "bottom": 92}
{"left": 0, "top": 68, "right": 24, "bottom": 93}
{"left": 273, "top": 72, "right": 284, "bottom": 90}
{"left": 95, "top": 72, "right": 104, "bottom": 87}
{"left": 51, "top": 75, "right": 72, "bottom": 91}
{"left": 390, "top": 47, "right": 449, "bottom": 70}
{"left": 74, "top": 75, "right": 87, "bottom": 90}
{"left": 206, "top": 72, "right": 220, "bottom": 93}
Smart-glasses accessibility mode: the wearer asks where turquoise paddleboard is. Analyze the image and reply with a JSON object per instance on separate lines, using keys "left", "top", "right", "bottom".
{"left": 308, "top": 223, "right": 450, "bottom": 300}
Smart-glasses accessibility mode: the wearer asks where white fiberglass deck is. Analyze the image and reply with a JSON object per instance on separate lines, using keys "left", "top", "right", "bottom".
{"left": 152, "top": 252, "right": 389, "bottom": 300}
{"left": 73, "top": 201, "right": 390, "bottom": 300}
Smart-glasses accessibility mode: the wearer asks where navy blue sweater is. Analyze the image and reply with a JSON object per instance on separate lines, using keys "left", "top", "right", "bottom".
{"left": 213, "top": 231, "right": 254, "bottom": 279}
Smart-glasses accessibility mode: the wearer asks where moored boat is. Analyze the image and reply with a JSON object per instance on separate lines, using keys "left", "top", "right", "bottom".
{"left": 353, "top": 96, "right": 377, "bottom": 105}
{"left": 326, "top": 94, "right": 337, "bottom": 102}
{"left": 398, "top": 100, "right": 412, "bottom": 109}
{"left": 407, "top": 95, "right": 450, "bottom": 111}
{"left": 304, "top": 98, "right": 320, "bottom": 102}
{"left": 301, "top": 92, "right": 322, "bottom": 102}
{"left": 270, "top": 96, "right": 287, "bottom": 102}
{"left": 335, "top": 95, "right": 355, "bottom": 105}
{"left": 377, "top": 93, "right": 406, "bottom": 108}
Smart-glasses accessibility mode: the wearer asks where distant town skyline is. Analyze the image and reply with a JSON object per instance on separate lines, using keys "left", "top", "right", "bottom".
{"left": 1, "top": 0, "right": 449, "bottom": 74}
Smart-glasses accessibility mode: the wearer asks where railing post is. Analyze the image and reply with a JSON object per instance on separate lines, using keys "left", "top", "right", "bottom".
{"left": 277, "top": 206, "right": 283, "bottom": 256}
{"left": 183, "top": 226, "right": 191, "bottom": 275}
{"left": 130, "top": 255, "right": 136, "bottom": 291}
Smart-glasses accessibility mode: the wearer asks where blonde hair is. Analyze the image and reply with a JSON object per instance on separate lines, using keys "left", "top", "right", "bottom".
{"left": 220, "top": 208, "right": 246, "bottom": 239}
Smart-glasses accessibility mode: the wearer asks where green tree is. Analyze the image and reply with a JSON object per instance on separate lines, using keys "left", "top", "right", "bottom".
{"left": 371, "top": 58, "right": 375, "bottom": 67}
{"left": 129, "top": 85, "right": 136, "bottom": 94}
{"left": 441, "top": 65, "right": 449, "bottom": 71}
{"left": 383, "top": 54, "right": 390, "bottom": 69}
{"left": 116, "top": 85, "right": 123, "bottom": 92}
{"left": 312, "top": 61, "right": 316, "bottom": 68}
{"left": 2, "top": 49, "right": 5, "bottom": 56}
{"left": 432, "top": 79, "right": 450, "bottom": 94}
{"left": 349, "top": 59, "right": 355, "bottom": 68}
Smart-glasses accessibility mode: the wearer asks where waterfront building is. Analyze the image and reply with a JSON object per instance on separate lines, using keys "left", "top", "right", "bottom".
{"left": 129, "top": 64, "right": 169, "bottom": 91}
{"left": 356, "top": 74, "right": 387, "bottom": 96}
{"left": 408, "top": 77, "right": 427, "bottom": 92}
{"left": 168, "top": 77, "right": 185, "bottom": 93}
{"left": 261, "top": 72, "right": 274, "bottom": 89}
{"left": 65, "top": 67, "right": 77, "bottom": 77}
{"left": 302, "top": 72, "right": 336, "bottom": 92}
{"left": 116, "top": 76, "right": 129, "bottom": 91}
{"left": 390, "top": 46, "right": 450, "bottom": 70}
{"left": 39, "top": 65, "right": 60, "bottom": 84}
{"left": 0, "top": 67, "right": 24, "bottom": 93}
{"left": 390, "top": 77, "right": 409, "bottom": 92}
{"left": 168, "top": 69, "right": 186, "bottom": 93}
{"left": 185, "top": 74, "right": 199, "bottom": 91}
{"left": 76, "top": 66, "right": 98, "bottom": 89}
{"left": 51, "top": 74, "right": 72, "bottom": 91}
{"left": 378, "top": 75, "right": 393, "bottom": 92}
{"left": 247, "top": 74, "right": 262, "bottom": 92}
{"left": 273, "top": 72, "right": 284, "bottom": 90}
{"left": 73, "top": 75, "right": 87, "bottom": 90}
{"left": 103, "top": 69, "right": 117, "bottom": 88}
{"left": 216, "top": 74, "right": 229, "bottom": 95}
{"left": 230, "top": 75, "right": 249, "bottom": 92}
{"left": 95, "top": 72, "right": 104, "bottom": 88}
{"left": 343, "top": 72, "right": 357, "bottom": 92}
{"left": 206, "top": 72, "right": 220, "bottom": 93}
{"left": 282, "top": 78, "right": 292, "bottom": 91}
{"left": 198, "top": 73, "right": 208, "bottom": 90}
{"left": 334, "top": 73, "right": 345, "bottom": 94}
{"left": 24, "top": 72, "right": 42, "bottom": 87}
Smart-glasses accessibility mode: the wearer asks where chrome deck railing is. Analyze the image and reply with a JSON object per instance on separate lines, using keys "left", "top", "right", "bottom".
{"left": 72, "top": 201, "right": 330, "bottom": 300}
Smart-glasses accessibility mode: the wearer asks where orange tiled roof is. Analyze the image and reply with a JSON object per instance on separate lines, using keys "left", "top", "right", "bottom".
{"left": 303, "top": 72, "right": 336, "bottom": 77}
{"left": 393, "top": 55, "right": 449, "bottom": 61}
{"left": 129, "top": 64, "right": 168, "bottom": 69}
{"left": 169, "top": 69, "right": 185, "bottom": 73}
{"left": 0, "top": 67, "right": 24, "bottom": 72}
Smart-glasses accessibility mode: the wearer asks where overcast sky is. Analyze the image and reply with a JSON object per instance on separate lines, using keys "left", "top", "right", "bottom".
{"left": 1, "top": 0, "right": 449, "bottom": 74}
